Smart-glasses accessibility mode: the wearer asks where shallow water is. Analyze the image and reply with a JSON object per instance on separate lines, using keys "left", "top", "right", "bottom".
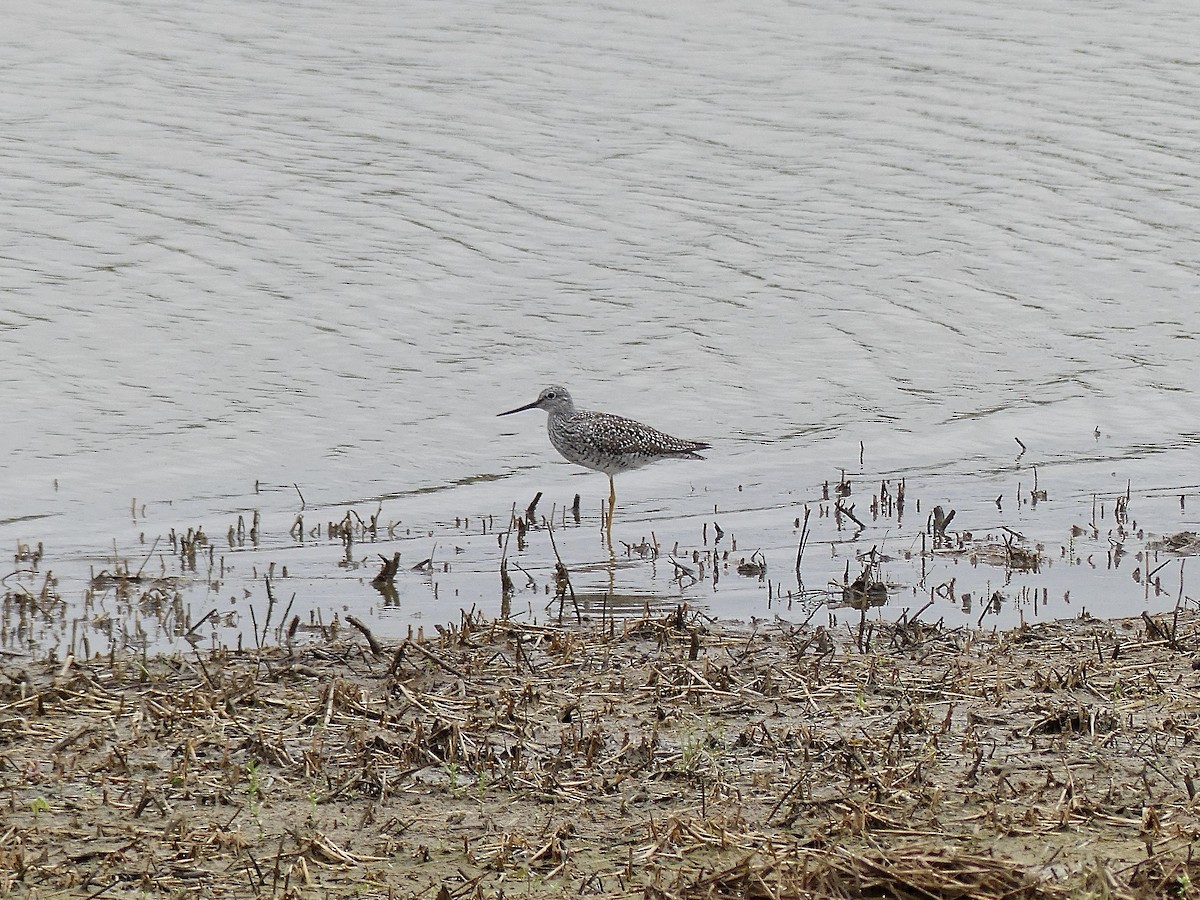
{"left": 2, "top": 0, "right": 1199, "bottom": 655}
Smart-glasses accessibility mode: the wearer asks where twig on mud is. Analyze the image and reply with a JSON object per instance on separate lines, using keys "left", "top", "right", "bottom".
{"left": 345, "top": 615, "right": 383, "bottom": 657}
{"left": 390, "top": 638, "right": 465, "bottom": 679}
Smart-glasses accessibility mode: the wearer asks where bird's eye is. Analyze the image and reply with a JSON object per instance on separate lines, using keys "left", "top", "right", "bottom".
{"left": 545, "top": 391, "right": 556, "bottom": 399}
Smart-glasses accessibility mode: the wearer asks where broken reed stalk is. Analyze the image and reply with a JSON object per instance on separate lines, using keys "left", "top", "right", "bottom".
{"left": 134, "top": 535, "right": 161, "bottom": 579}
{"left": 185, "top": 608, "right": 217, "bottom": 638}
{"left": 908, "top": 599, "right": 934, "bottom": 625}
{"left": 345, "top": 615, "right": 383, "bottom": 657}
{"left": 395, "top": 637, "right": 464, "bottom": 677}
{"left": 525, "top": 491, "right": 542, "bottom": 524}
{"left": 835, "top": 499, "right": 865, "bottom": 533}
{"left": 855, "top": 593, "right": 870, "bottom": 653}
{"left": 278, "top": 593, "right": 296, "bottom": 635}
{"left": 795, "top": 505, "right": 811, "bottom": 588}
{"left": 931, "top": 505, "right": 956, "bottom": 547}
{"left": 261, "top": 575, "right": 277, "bottom": 646}
{"left": 372, "top": 552, "right": 401, "bottom": 586}
{"left": 498, "top": 503, "right": 516, "bottom": 615}
{"left": 1174, "top": 559, "right": 1185, "bottom": 643}
{"left": 545, "top": 521, "right": 578, "bottom": 624}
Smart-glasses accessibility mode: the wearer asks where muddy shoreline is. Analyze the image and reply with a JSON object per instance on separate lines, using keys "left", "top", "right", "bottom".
{"left": 2, "top": 607, "right": 1199, "bottom": 898}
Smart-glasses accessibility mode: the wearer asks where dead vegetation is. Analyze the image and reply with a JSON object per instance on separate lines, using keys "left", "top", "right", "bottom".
{"left": 2, "top": 607, "right": 1200, "bottom": 898}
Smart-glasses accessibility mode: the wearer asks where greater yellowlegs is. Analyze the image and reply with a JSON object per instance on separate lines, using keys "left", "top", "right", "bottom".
{"left": 497, "top": 386, "right": 709, "bottom": 530}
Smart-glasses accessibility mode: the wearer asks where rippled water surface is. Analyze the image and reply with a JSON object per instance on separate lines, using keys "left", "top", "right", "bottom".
{"left": 3, "top": 0, "right": 1199, "bottom": 654}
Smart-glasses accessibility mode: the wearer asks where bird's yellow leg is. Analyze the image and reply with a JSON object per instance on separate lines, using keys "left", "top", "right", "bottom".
{"left": 607, "top": 475, "right": 617, "bottom": 532}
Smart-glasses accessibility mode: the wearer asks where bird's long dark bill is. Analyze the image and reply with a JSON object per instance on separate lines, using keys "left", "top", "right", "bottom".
{"left": 497, "top": 399, "right": 540, "bottom": 417}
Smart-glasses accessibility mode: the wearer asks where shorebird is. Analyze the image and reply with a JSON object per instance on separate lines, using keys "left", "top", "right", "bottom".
{"left": 497, "top": 385, "right": 709, "bottom": 530}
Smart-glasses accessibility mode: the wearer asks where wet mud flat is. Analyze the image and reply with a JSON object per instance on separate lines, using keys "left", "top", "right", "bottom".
{"left": 2, "top": 608, "right": 1199, "bottom": 899}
